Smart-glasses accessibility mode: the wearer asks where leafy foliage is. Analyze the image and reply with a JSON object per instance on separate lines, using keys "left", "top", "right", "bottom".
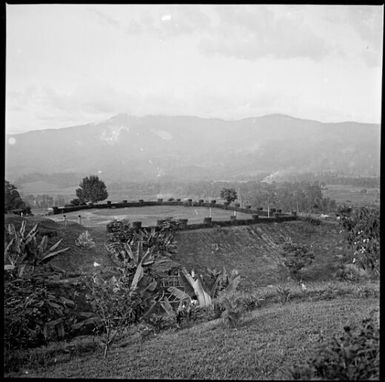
{"left": 303, "top": 215, "right": 321, "bottom": 225}
{"left": 84, "top": 270, "right": 147, "bottom": 357}
{"left": 335, "top": 263, "right": 370, "bottom": 283}
{"left": 76, "top": 175, "right": 108, "bottom": 204}
{"left": 291, "top": 314, "right": 379, "bottom": 380}
{"left": 339, "top": 206, "right": 380, "bottom": 276}
{"left": 92, "top": 219, "right": 182, "bottom": 357}
{"left": 220, "top": 188, "right": 238, "bottom": 205}
{"left": 4, "top": 277, "right": 75, "bottom": 350}
{"left": 4, "top": 221, "right": 70, "bottom": 278}
{"left": 70, "top": 198, "right": 82, "bottom": 206}
{"left": 75, "top": 231, "right": 96, "bottom": 249}
{"left": 280, "top": 240, "right": 314, "bottom": 281}
{"left": 4, "top": 180, "right": 29, "bottom": 212}
{"left": 276, "top": 285, "right": 291, "bottom": 304}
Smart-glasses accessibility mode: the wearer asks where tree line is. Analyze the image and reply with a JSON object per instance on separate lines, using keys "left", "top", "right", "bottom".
{"left": 5, "top": 177, "right": 337, "bottom": 214}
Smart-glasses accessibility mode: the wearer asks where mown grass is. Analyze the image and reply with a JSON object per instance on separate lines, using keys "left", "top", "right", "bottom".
{"left": 11, "top": 295, "right": 378, "bottom": 379}
{"left": 48, "top": 205, "right": 253, "bottom": 227}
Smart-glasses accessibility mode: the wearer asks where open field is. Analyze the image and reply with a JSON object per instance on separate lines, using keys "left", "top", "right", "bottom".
{"left": 9, "top": 295, "right": 378, "bottom": 379}
{"left": 47, "top": 205, "right": 252, "bottom": 227}
{"left": 323, "top": 184, "right": 380, "bottom": 207}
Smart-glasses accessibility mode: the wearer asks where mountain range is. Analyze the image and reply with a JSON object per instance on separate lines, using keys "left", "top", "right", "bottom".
{"left": 5, "top": 113, "right": 381, "bottom": 187}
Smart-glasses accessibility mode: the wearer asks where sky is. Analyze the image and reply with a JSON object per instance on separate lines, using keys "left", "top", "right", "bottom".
{"left": 6, "top": 4, "right": 383, "bottom": 134}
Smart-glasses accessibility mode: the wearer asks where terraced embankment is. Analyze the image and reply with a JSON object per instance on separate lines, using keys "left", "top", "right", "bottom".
{"left": 5, "top": 214, "right": 348, "bottom": 286}
{"left": 174, "top": 220, "right": 348, "bottom": 288}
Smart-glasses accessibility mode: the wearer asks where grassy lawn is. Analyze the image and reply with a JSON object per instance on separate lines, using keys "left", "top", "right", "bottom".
{"left": 13, "top": 296, "right": 378, "bottom": 379}
{"left": 48, "top": 205, "right": 253, "bottom": 227}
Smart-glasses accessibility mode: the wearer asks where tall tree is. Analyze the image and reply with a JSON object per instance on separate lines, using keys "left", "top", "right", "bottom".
{"left": 76, "top": 175, "right": 108, "bottom": 203}
{"left": 220, "top": 188, "right": 238, "bottom": 205}
{"left": 4, "top": 180, "right": 28, "bottom": 212}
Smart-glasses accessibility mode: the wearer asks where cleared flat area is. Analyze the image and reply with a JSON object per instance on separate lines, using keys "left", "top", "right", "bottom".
{"left": 323, "top": 184, "right": 380, "bottom": 206}
{"left": 48, "top": 205, "right": 253, "bottom": 227}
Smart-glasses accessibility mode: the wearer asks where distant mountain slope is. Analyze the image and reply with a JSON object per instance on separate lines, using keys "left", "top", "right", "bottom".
{"left": 5, "top": 113, "right": 380, "bottom": 183}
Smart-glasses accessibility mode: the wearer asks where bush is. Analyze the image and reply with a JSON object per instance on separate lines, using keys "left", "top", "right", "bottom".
{"left": 4, "top": 277, "right": 74, "bottom": 350}
{"left": 276, "top": 285, "right": 291, "bottom": 304}
{"left": 84, "top": 271, "right": 146, "bottom": 358}
{"left": 303, "top": 215, "right": 321, "bottom": 225}
{"left": 291, "top": 315, "right": 379, "bottom": 380}
{"left": 280, "top": 240, "right": 314, "bottom": 282}
{"left": 335, "top": 263, "right": 370, "bottom": 283}
{"left": 339, "top": 207, "right": 380, "bottom": 276}
{"left": 75, "top": 231, "right": 96, "bottom": 249}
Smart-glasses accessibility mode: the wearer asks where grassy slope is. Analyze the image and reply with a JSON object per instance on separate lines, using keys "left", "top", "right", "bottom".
{"left": 4, "top": 215, "right": 348, "bottom": 282}
{"left": 16, "top": 296, "right": 378, "bottom": 379}
{"left": 175, "top": 220, "right": 348, "bottom": 288}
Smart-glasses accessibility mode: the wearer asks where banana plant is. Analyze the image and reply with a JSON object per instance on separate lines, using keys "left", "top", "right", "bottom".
{"left": 4, "top": 222, "right": 69, "bottom": 278}
{"left": 168, "top": 266, "right": 242, "bottom": 309}
{"left": 121, "top": 241, "right": 156, "bottom": 294}
{"left": 179, "top": 267, "right": 212, "bottom": 307}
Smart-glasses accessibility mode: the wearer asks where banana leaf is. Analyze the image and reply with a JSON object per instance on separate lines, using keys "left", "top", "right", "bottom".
{"left": 181, "top": 267, "right": 212, "bottom": 307}
{"left": 48, "top": 238, "right": 65, "bottom": 252}
{"left": 130, "top": 262, "right": 144, "bottom": 292}
{"left": 38, "top": 236, "right": 48, "bottom": 255}
{"left": 160, "top": 296, "right": 176, "bottom": 317}
{"left": 168, "top": 286, "right": 191, "bottom": 302}
{"left": 152, "top": 257, "right": 181, "bottom": 277}
{"left": 39, "top": 247, "right": 70, "bottom": 264}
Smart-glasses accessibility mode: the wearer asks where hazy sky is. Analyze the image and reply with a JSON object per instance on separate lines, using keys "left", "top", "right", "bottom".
{"left": 6, "top": 4, "right": 383, "bottom": 134}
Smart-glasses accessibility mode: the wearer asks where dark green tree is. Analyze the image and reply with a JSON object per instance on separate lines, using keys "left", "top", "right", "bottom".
{"left": 4, "top": 180, "right": 28, "bottom": 212}
{"left": 220, "top": 188, "right": 237, "bottom": 205}
{"left": 76, "top": 175, "right": 108, "bottom": 203}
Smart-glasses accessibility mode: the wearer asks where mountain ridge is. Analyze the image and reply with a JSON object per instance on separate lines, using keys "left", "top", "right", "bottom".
{"left": 5, "top": 113, "right": 380, "bottom": 184}
{"left": 6, "top": 113, "right": 379, "bottom": 136}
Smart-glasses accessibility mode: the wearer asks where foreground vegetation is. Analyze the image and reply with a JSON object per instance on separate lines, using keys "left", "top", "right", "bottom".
{"left": 6, "top": 293, "right": 378, "bottom": 379}
{"left": 3, "top": 199, "right": 380, "bottom": 379}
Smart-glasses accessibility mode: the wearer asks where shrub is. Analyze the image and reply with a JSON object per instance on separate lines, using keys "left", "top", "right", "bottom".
{"left": 4, "top": 221, "right": 70, "bottom": 279}
{"left": 303, "top": 215, "right": 321, "bottom": 225}
{"left": 291, "top": 315, "right": 379, "bottom": 380}
{"left": 84, "top": 271, "right": 146, "bottom": 358}
{"left": 276, "top": 285, "right": 291, "bottom": 304}
{"left": 280, "top": 240, "right": 314, "bottom": 282}
{"left": 4, "top": 277, "right": 74, "bottom": 350}
{"left": 75, "top": 231, "right": 96, "bottom": 249}
{"left": 335, "top": 263, "right": 370, "bottom": 283}
{"left": 70, "top": 198, "right": 81, "bottom": 206}
{"left": 147, "top": 312, "right": 178, "bottom": 332}
{"left": 339, "top": 206, "right": 380, "bottom": 276}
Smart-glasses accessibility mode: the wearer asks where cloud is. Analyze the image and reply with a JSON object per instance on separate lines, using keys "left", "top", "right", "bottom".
{"left": 161, "top": 14, "right": 172, "bottom": 22}
{"left": 90, "top": 5, "right": 211, "bottom": 37}
{"left": 88, "top": 7, "right": 122, "bottom": 31}
{"left": 198, "top": 5, "right": 330, "bottom": 61}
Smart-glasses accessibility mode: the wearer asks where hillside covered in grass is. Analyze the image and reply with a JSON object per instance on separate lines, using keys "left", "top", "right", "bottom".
{"left": 9, "top": 295, "right": 378, "bottom": 379}
{"left": 4, "top": 214, "right": 347, "bottom": 285}
{"left": 175, "top": 220, "right": 348, "bottom": 288}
